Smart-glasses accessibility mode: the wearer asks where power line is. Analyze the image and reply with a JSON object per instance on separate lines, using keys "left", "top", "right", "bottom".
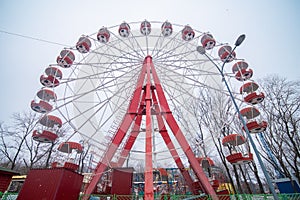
{"left": 0, "top": 29, "right": 70, "bottom": 47}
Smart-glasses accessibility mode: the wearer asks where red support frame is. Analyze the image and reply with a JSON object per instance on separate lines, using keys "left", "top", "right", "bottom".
{"left": 83, "top": 57, "right": 147, "bottom": 197}
{"left": 150, "top": 56, "right": 218, "bottom": 199}
{"left": 117, "top": 96, "right": 144, "bottom": 167}
{"left": 83, "top": 56, "right": 218, "bottom": 200}
{"left": 144, "top": 56, "right": 154, "bottom": 199}
{"left": 151, "top": 89, "right": 200, "bottom": 194}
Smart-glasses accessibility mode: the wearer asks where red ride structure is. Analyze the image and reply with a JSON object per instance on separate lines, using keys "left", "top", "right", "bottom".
{"left": 83, "top": 56, "right": 218, "bottom": 200}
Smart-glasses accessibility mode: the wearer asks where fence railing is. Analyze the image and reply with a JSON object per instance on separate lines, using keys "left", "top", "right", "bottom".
{"left": 1, "top": 192, "right": 18, "bottom": 200}
{"left": 79, "top": 193, "right": 300, "bottom": 200}
{"left": 2, "top": 192, "right": 300, "bottom": 200}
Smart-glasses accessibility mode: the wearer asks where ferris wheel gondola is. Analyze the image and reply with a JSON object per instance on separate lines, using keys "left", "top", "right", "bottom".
{"left": 218, "top": 45, "right": 236, "bottom": 63}
{"left": 118, "top": 22, "right": 131, "bottom": 37}
{"left": 40, "top": 66, "right": 62, "bottom": 88}
{"left": 56, "top": 49, "right": 75, "bottom": 68}
{"left": 97, "top": 27, "right": 110, "bottom": 43}
{"left": 76, "top": 36, "right": 92, "bottom": 53}
{"left": 201, "top": 33, "right": 216, "bottom": 50}
{"left": 161, "top": 21, "right": 173, "bottom": 37}
{"left": 140, "top": 20, "right": 151, "bottom": 36}
{"left": 240, "top": 81, "right": 265, "bottom": 105}
{"left": 222, "top": 134, "right": 253, "bottom": 165}
{"left": 181, "top": 25, "right": 195, "bottom": 41}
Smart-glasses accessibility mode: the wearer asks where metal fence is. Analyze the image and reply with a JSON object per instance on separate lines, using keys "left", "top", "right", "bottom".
{"left": 1, "top": 192, "right": 18, "bottom": 200}
{"left": 79, "top": 193, "right": 300, "bottom": 200}
{"left": 2, "top": 192, "right": 300, "bottom": 200}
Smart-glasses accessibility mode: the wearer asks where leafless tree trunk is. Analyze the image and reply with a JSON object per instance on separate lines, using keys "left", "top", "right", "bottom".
{"left": 189, "top": 88, "right": 245, "bottom": 193}
{"left": 0, "top": 111, "right": 69, "bottom": 173}
{"left": 258, "top": 76, "right": 300, "bottom": 183}
{"left": 79, "top": 143, "right": 91, "bottom": 173}
{"left": 249, "top": 162, "right": 265, "bottom": 193}
{"left": 45, "top": 142, "right": 55, "bottom": 168}
{"left": 0, "top": 112, "right": 38, "bottom": 170}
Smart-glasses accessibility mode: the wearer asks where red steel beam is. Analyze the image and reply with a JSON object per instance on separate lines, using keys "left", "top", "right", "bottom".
{"left": 149, "top": 56, "right": 219, "bottom": 199}
{"left": 151, "top": 89, "right": 200, "bottom": 194}
{"left": 117, "top": 65, "right": 202, "bottom": 195}
{"left": 83, "top": 113, "right": 136, "bottom": 197}
{"left": 117, "top": 100, "right": 144, "bottom": 167}
{"left": 144, "top": 56, "right": 154, "bottom": 200}
{"left": 83, "top": 57, "right": 148, "bottom": 198}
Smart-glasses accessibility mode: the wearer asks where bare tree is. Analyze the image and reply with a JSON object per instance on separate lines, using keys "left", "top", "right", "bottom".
{"left": 0, "top": 111, "right": 68, "bottom": 173}
{"left": 257, "top": 76, "right": 300, "bottom": 183}
{"left": 189, "top": 83, "right": 268, "bottom": 194}
{"left": 189, "top": 87, "right": 244, "bottom": 193}
{"left": 0, "top": 112, "right": 38, "bottom": 170}
{"left": 78, "top": 142, "right": 92, "bottom": 173}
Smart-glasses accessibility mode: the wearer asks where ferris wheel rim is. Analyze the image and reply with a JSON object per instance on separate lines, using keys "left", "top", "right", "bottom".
{"left": 32, "top": 20, "right": 250, "bottom": 168}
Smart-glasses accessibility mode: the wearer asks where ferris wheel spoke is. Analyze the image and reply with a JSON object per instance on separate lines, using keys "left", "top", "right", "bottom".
{"left": 149, "top": 33, "right": 167, "bottom": 56}
{"left": 154, "top": 59, "right": 219, "bottom": 76}
{"left": 109, "top": 31, "right": 146, "bottom": 59}
{"left": 153, "top": 35, "right": 201, "bottom": 61}
{"left": 80, "top": 45, "right": 142, "bottom": 67}
{"left": 56, "top": 62, "right": 141, "bottom": 124}
{"left": 150, "top": 31, "right": 181, "bottom": 58}
{"left": 64, "top": 96, "right": 120, "bottom": 145}
{"left": 162, "top": 89, "right": 199, "bottom": 138}
{"left": 86, "top": 50, "right": 142, "bottom": 64}
{"left": 155, "top": 62, "right": 226, "bottom": 93}
{"left": 151, "top": 31, "right": 193, "bottom": 59}
{"left": 59, "top": 61, "right": 141, "bottom": 89}
{"left": 94, "top": 38, "right": 144, "bottom": 62}
{"left": 51, "top": 65, "right": 140, "bottom": 122}
{"left": 126, "top": 32, "right": 149, "bottom": 58}
{"left": 145, "top": 34, "right": 150, "bottom": 55}
{"left": 158, "top": 65, "right": 221, "bottom": 81}
{"left": 72, "top": 78, "right": 138, "bottom": 144}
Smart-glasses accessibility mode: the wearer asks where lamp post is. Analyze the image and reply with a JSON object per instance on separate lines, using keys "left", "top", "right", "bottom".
{"left": 197, "top": 35, "right": 279, "bottom": 200}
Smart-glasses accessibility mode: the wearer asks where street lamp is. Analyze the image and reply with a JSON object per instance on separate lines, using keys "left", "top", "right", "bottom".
{"left": 197, "top": 35, "right": 279, "bottom": 200}
{"left": 235, "top": 34, "right": 246, "bottom": 46}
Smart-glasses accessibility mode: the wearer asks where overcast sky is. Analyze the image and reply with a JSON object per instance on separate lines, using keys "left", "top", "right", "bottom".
{"left": 0, "top": 0, "right": 299, "bottom": 123}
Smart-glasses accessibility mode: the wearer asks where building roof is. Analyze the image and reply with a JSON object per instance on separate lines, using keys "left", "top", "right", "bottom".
{"left": 0, "top": 167, "right": 19, "bottom": 175}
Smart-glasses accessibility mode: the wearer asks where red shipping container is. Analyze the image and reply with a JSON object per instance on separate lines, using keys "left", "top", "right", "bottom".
{"left": 17, "top": 168, "right": 83, "bottom": 200}
{"left": 110, "top": 167, "right": 133, "bottom": 195}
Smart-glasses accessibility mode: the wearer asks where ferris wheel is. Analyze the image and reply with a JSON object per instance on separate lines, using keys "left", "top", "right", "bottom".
{"left": 29, "top": 20, "right": 267, "bottom": 198}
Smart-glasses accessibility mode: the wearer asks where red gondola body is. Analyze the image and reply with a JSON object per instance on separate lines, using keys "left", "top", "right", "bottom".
{"left": 181, "top": 25, "right": 195, "bottom": 41}
{"left": 97, "top": 27, "right": 110, "bottom": 43}
{"left": 76, "top": 36, "right": 91, "bottom": 53}
{"left": 218, "top": 46, "right": 236, "bottom": 63}
{"left": 56, "top": 50, "right": 75, "bottom": 68}
{"left": 201, "top": 34, "right": 216, "bottom": 50}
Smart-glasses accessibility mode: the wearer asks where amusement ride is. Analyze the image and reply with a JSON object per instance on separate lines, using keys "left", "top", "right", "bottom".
{"left": 28, "top": 20, "right": 277, "bottom": 199}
